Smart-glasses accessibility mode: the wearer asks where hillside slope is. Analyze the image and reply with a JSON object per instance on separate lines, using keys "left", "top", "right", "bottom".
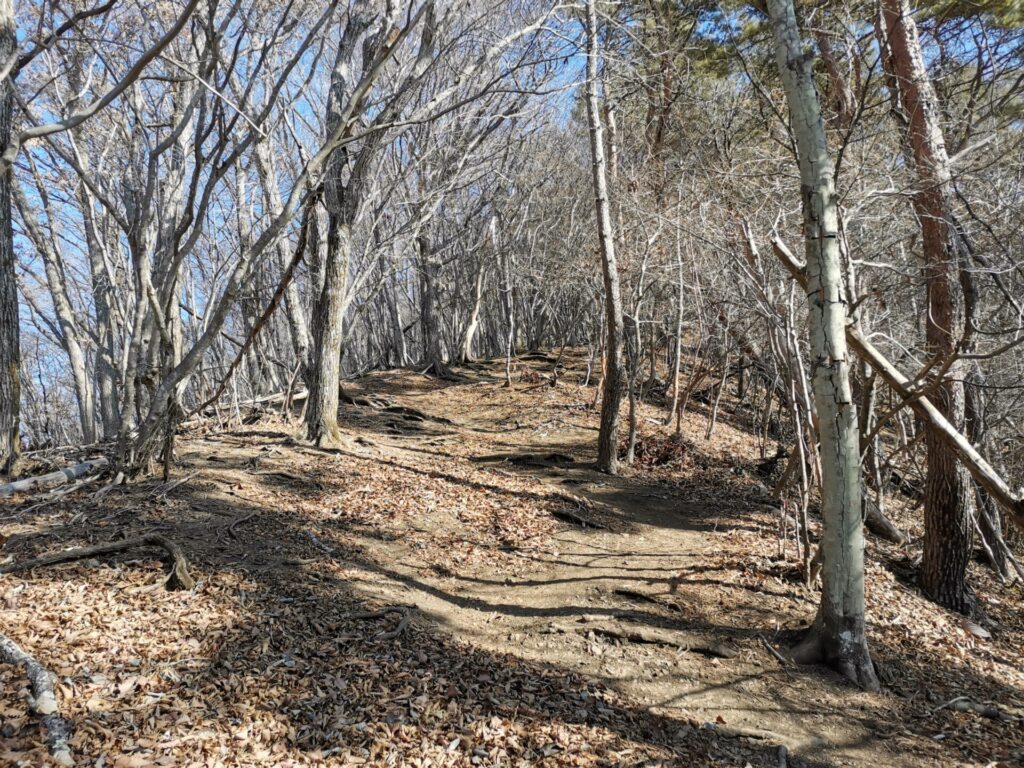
{"left": 1, "top": 352, "right": 1021, "bottom": 766}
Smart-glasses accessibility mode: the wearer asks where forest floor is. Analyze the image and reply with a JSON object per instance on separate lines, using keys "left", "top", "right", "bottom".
{"left": 1, "top": 350, "right": 1023, "bottom": 767}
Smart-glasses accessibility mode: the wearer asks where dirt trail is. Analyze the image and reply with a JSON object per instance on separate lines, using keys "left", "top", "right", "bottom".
{"left": 5, "top": 357, "right": 1016, "bottom": 766}
{"left": 330, "top": 370, "right": 927, "bottom": 768}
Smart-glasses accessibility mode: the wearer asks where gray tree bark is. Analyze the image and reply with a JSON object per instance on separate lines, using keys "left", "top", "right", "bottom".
{"left": 0, "top": 0, "right": 19, "bottom": 476}
{"left": 584, "top": 0, "right": 625, "bottom": 475}
{"left": 767, "top": 0, "right": 879, "bottom": 690}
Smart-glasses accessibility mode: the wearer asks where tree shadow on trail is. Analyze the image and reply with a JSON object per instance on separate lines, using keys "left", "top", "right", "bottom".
{"left": 0, "top": 470, "right": 829, "bottom": 767}
{"left": 3, "top": 397, "right": 1021, "bottom": 766}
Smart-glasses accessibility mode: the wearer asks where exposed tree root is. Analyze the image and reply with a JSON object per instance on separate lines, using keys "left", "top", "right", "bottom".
{"left": 569, "top": 621, "right": 737, "bottom": 659}
{"left": 382, "top": 405, "right": 453, "bottom": 425}
{"left": 471, "top": 451, "right": 576, "bottom": 468}
{"left": 344, "top": 606, "right": 414, "bottom": 640}
{"left": 0, "top": 632, "right": 74, "bottom": 765}
{"left": 551, "top": 506, "right": 608, "bottom": 530}
{"left": 0, "top": 534, "right": 195, "bottom": 591}
{"left": 339, "top": 389, "right": 392, "bottom": 409}
{"left": 613, "top": 587, "right": 682, "bottom": 612}
{"left": 932, "top": 696, "right": 1018, "bottom": 722}
{"left": 863, "top": 496, "right": 910, "bottom": 545}
{"left": 790, "top": 618, "right": 880, "bottom": 691}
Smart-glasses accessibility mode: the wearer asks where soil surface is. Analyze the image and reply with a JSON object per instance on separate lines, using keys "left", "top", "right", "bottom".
{"left": 1, "top": 352, "right": 1022, "bottom": 766}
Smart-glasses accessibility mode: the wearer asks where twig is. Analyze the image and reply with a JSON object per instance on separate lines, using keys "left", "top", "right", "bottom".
{"left": 758, "top": 633, "right": 790, "bottom": 666}
{"left": 152, "top": 471, "right": 199, "bottom": 499}
{"left": 0, "top": 633, "right": 74, "bottom": 765}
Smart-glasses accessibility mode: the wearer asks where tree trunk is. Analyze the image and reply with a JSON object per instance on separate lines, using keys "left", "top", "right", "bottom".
{"left": 584, "top": 0, "right": 625, "bottom": 475}
{"left": 881, "top": 0, "right": 977, "bottom": 616}
{"left": 0, "top": 0, "right": 19, "bottom": 477}
{"left": 303, "top": 10, "right": 373, "bottom": 447}
{"left": 385, "top": 254, "right": 408, "bottom": 367}
{"left": 460, "top": 256, "right": 486, "bottom": 363}
{"left": 255, "top": 141, "right": 312, "bottom": 374}
{"left": 417, "top": 235, "right": 450, "bottom": 377}
{"left": 767, "top": 0, "right": 879, "bottom": 690}
{"left": 304, "top": 220, "right": 349, "bottom": 448}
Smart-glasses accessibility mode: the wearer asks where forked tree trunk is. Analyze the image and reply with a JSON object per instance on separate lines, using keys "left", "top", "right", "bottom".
{"left": 767, "top": 0, "right": 878, "bottom": 690}
{"left": 881, "top": 0, "right": 977, "bottom": 616}
{"left": 0, "top": 0, "right": 19, "bottom": 477}
{"left": 584, "top": 0, "right": 625, "bottom": 474}
{"left": 304, "top": 10, "right": 372, "bottom": 447}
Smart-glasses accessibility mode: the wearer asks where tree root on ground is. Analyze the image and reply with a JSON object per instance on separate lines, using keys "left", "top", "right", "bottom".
{"left": 0, "top": 534, "right": 195, "bottom": 591}
{"left": 613, "top": 587, "right": 682, "bottom": 612}
{"left": 567, "top": 621, "right": 738, "bottom": 658}
{"left": 0, "top": 633, "right": 74, "bottom": 765}
{"left": 551, "top": 504, "right": 608, "bottom": 530}
{"left": 790, "top": 619, "right": 880, "bottom": 691}
{"left": 344, "top": 606, "right": 414, "bottom": 640}
{"left": 472, "top": 452, "right": 576, "bottom": 468}
{"left": 933, "top": 695, "right": 1019, "bottom": 721}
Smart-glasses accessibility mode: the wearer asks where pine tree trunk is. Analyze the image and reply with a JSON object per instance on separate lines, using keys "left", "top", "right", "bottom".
{"left": 584, "top": 0, "right": 625, "bottom": 475}
{"left": 881, "top": 0, "right": 977, "bottom": 615}
{"left": 767, "top": 0, "right": 878, "bottom": 690}
{"left": 0, "top": 0, "right": 19, "bottom": 476}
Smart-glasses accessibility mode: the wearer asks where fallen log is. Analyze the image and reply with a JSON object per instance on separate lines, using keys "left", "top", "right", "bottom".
{"left": 0, "top": 633, "right": 74, "bottom": 765}
{"left": 0, "top": 458, "right": 109, "bottom": 498}
{"left": 773, "top": 238, "right": 1024, "bottom": 533}
{"left": 0, "top": 534, "right": 195, "bottom": 590}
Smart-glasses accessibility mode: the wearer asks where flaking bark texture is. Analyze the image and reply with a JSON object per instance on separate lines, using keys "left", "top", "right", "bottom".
{"left": 0, "top": 633, "right": 74, "bottom": 765}
{"left": 881, "top": 0, "right": 977, "bottom": 616}
{"left": 767, "top": 0, "right": 878, "bottom": 690}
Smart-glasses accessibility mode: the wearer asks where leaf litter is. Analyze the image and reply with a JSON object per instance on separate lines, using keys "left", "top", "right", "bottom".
{"left": 0, "top": 352, "right": 1021, "bottom": 767}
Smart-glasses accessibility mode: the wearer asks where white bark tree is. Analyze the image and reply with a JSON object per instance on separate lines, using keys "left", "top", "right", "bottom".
{"left": 584, "top": 0, "right": 626, "bottom": 475}
{"left": 766, "top": 0, "right": 879, "bottom": 690}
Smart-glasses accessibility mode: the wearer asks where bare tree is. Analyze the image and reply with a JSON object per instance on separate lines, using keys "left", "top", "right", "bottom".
{"left": 585, "top": 0, "right": 626, "bottom": 474}
{"left": 767, "top": 0, "right": 878, "bottom": 690}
